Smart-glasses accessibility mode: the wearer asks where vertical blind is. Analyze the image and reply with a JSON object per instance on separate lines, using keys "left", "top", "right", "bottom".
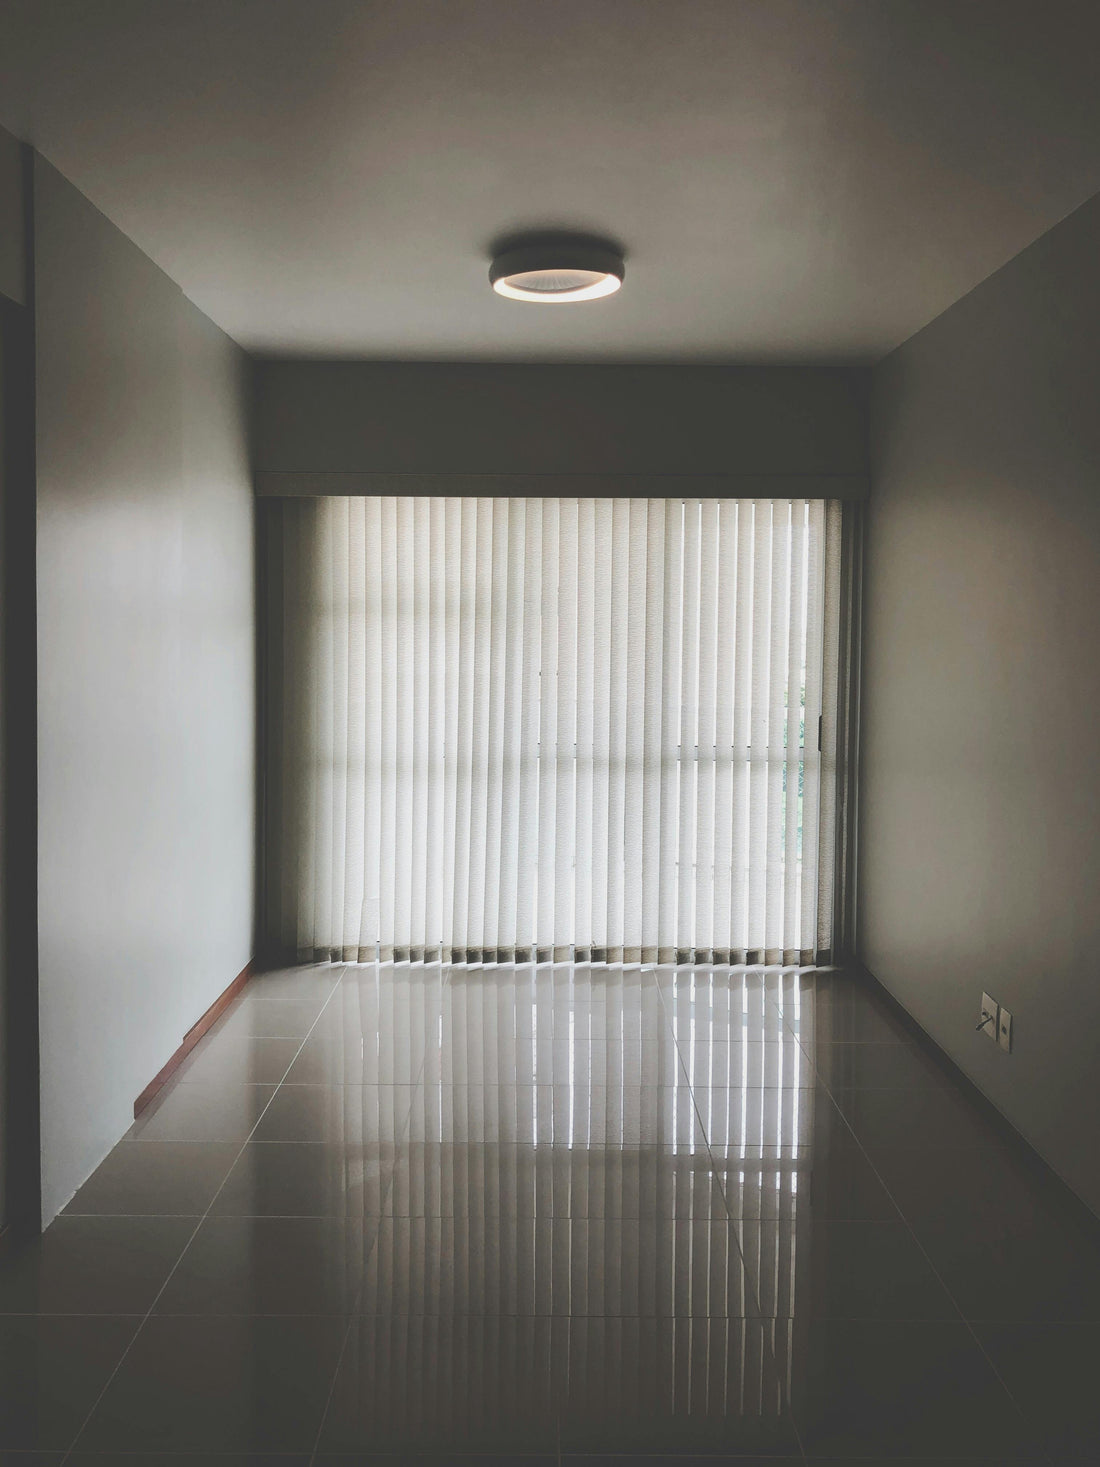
{"left": 262, "top": 497, "right": 843, "bottom": 965}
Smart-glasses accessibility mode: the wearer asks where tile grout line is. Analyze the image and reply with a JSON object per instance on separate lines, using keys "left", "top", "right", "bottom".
{"left": 57, "top": 962, "right": 349, "bottom": 1464}
{"left": 765, "top": 974, "right": 1056, "bottom": 1467}
{"left": 650, "top": 966, "right": 810, "bottom": 1465}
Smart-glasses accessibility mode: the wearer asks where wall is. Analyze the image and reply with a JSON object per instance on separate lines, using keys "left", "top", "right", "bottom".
{"left": 0, "top": 303, "right": 8, "bottom": 1233}
{"left": 253, "top": 360, "right": 868, "bottom": 497}
{"left": 34, "top": 157, "right": 255, "bottom": 1223}
{"left": 860, "top": 191, "right": 1100, "bottom": 1216}
{"left": 0, "top": 123, "right": 33, "bottom": 1235}
{"left": 0, "top": 124, "right": 26, "bottom": 306}
{"left": 0, "top": 132, "right": 14, "bottom": 1234}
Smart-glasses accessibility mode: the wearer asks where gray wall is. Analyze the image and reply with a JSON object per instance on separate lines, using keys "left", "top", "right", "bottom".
{"left": 253, "top": 360, "right": 868, "bottom": 498}
{"left": 860, "top": 191, "right": 1100, "bottom": 1216}
{"left": 0, "top": 123, "right": 26, "bottom": 306}
{"left": 0, "top": 122, "right": 30, "bottom": 1233}
{"left": 34, "top": 158, "right": 255, "bottom": 1223}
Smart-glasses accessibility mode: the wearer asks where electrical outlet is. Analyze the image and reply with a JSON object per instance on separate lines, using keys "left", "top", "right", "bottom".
{"left": 998, "top": 1005, "right": 1013, "bottom": 1053}
{"left": 978, "top": 992, "right": 998, "bottom": 1041}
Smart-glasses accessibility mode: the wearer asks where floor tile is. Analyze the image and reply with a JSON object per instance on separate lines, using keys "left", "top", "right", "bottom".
{"left": 790, "top": 1319, "right": 1036, "bottom": 1458}
{"left": 810, "top": 1036, "right": 952, "bottom": 1089}
{"left": 75, "top": 1314, "right": 346, "bottom": 1452}
{"left": 320, "top": 1314, "right": 564, "bottom": 1454}
{"left": 561, "top": 1459, "right": 802, "bottom": 1466}
{"left": 863, "top": 1142, "right": 1080, "bottom": 1232}
{"left": 321, "top": 967, "right": 445, "bottom": 1020}
{"left": 556, "top": 1317, "right": 801, "bottom": 1455}
{"left": 247, "top": 961, "right": 345, "bottom": 999}
{"left": 383, "top": 1143, "right": 732, "bottom": 1220}
{"left": 176, "top": 1032, "right": 303, "bottom": 1085}
{"left": 908, "top": 1206, "right": 1100, "bottom": 1321}
{"left": 788, "top": 975, "right": 911, "bottom": 1045}
{"left": 827, "top": 1083, "right": 1002, "bottom": 1150}
{"left": 0, "top": 1316, "right": 136, "bottom": 1450}
{"left": 678, "top": 1039, "right": 816, "bottom": 1089}
{"left": 705, "top": 1155, "right": 804, "bottom": 1221}
{"left": 68, "top": 1457, "right": 311, "bottom": 1465}
{"left": 251, "top": 1085, "right": 417, "bottom": 1145}
{"left": 284, "top": 1013, "right": 429, "bottom": 1085}
{"left": 315, "top": 1456, "right": 557, "bottom": 1467}
{"left": 975, "top": 1321, "right": 1100, "bottom": 1458}
{"left": 129, "top": 1083, "right": 276, "bottom": 1142}
{"left": 710, "top": 1139, "right": 902, "bottom": 1221}
{"left": 739, "top": 1218, "right": 957, "bottom": 1320}
{"left": 0, "top": 1216, "right": 195, "bottom": 1314}
{"left": 218, "top": 995, "right": 331, "bottom": 1039}
{"left": 358, "top": 1215, "right": 752, "bottom": 1317}
{"left": 62, "top": 1141, "right": 241, "bottom": 1216}
{"left": 155, "top": 1216, "right": 371, "bottom": 1314}
{"left": 692, "top": 1083, "right": 822, "bottom": 1151}
{"left": 505, "top": 1036, "right": 684, "bottom": 1089}
{"left": 405, "top": 1083, "right": 707, "bottom": 1147}
{"left": 211, "top": 1142, "right": 396, "bottom": 1217}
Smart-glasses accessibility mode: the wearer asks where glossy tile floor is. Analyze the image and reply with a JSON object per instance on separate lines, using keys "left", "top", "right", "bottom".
{"left": 2, "top": 962, "right": 1099, "bottom": 1464}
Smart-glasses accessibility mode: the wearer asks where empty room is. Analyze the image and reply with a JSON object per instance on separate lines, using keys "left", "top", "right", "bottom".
{"left": 1, "top": 1, "right": 1099, "bottom": 1462}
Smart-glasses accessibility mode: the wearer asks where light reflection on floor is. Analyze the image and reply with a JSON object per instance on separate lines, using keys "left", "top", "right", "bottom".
{"left": 1, "top": 960, "right": 1094, "bottom": 1460}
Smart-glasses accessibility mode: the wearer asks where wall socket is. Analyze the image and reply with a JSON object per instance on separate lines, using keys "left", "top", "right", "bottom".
{"left": 998, "top": 1005, "right": 1013, "bottom": 1053}
{"left": 978, "top": 992, "right": 998, "bottom": 1041}
{"left": 977, "top": 992, "right": 1012, "bottom": 1053}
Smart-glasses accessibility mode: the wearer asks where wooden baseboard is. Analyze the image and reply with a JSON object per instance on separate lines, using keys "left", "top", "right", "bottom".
{"left": 133, "top": 960, "right": 254, "bottom": 1118}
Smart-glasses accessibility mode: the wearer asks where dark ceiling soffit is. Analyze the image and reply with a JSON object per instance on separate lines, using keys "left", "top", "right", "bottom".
{"left": 253, "top": 471, "right": 868, "bottom": 500}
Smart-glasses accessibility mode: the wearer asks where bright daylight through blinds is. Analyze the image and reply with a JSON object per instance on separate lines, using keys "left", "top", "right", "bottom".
{"left": 263, "top": 497, "right": 843, "bottom": 965}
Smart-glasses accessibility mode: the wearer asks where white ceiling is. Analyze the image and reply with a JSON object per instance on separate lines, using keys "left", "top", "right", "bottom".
{"left": 2, "top": 0, "right": 1099, "bottom": 361}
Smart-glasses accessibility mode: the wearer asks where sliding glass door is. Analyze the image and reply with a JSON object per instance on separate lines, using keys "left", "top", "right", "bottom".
{"left": 261, "top": 497, "right": 848, "bottom": 966}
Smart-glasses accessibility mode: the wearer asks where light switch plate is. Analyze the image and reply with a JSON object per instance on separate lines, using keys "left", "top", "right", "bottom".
{"left": 998, "top": 1005, "right": 1013, "bottom": 1053}
{"left": 979, "top": 992, "right": 998, "bottom": 1041}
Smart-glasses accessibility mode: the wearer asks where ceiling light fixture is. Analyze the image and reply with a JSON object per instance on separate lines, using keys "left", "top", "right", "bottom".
{"left": 489, "top": 242, "right": 624, "bottom": 303}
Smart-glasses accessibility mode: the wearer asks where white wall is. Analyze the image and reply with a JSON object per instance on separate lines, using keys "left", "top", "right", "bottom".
{"left": 34, "top": 158, "right": 255, "bottom": 1223}
{"left": 860, "top": 191, "right": 1100, "bottom": 1217}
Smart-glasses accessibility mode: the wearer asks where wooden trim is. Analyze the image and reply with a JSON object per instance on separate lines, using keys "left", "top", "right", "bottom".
{"left": 133, "top": 960, "right": 254, "bottom": 1118}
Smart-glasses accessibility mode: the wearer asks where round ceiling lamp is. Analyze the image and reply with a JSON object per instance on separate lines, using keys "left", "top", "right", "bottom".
{"left": 489, "top": 241, "right": 624, "bottom": 303}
